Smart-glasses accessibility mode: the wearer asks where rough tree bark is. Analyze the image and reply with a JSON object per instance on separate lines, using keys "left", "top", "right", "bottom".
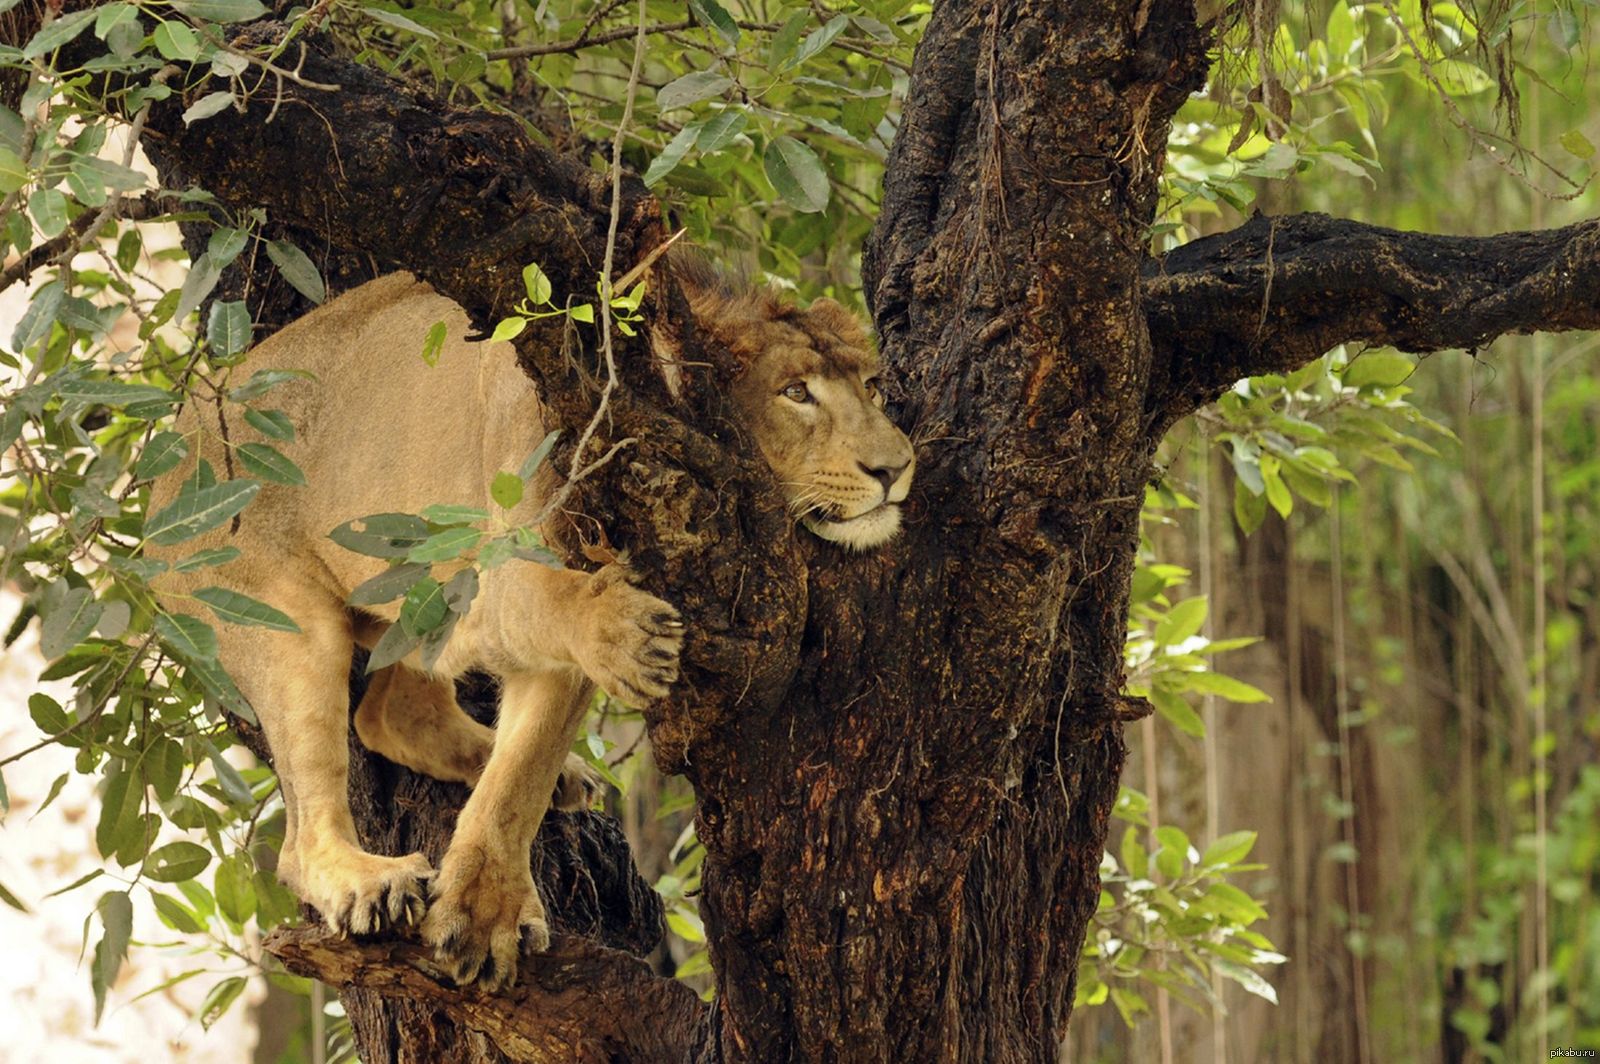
{"left": 16, "top": 0, "right": 1600, "bottom": 1060}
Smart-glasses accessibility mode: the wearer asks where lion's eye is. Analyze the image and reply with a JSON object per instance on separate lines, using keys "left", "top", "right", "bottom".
{"left": 782, "top": 382, "right": 813, "bottom": 404}
{"left": 865, "top": 378, "right": 882, "bottom": 403}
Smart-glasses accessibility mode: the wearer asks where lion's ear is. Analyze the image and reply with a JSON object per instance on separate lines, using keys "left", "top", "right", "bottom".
{"left": 804, "top": 297, "right": 870, "bottom": 346}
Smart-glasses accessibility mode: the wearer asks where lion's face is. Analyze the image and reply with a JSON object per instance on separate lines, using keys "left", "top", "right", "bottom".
{"left": 693, "top": 289, "right": 915, "bottom": 550}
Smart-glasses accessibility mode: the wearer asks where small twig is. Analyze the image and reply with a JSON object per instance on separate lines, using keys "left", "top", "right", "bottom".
{"left": 485, "top": 19, "right": 691, "bottom": 61}
{"left": 610, "top": 226, "right": 686, "bottom": 295}
{"left": 1377, "top": 0, "right": 1586, "bottom": 200}
{"left": 528, "top": 0, "right": 651, "bottom": 531}
{"left": 0, "top": 193, "right": 161, "bottom": 295}
{"left": 0, "top": 632, "right": 158, "bottom": 768}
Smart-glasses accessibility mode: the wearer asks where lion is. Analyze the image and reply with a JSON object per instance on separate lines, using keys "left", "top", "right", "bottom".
{"left": 148, "top": 267, "right": 914, "bottom": 991}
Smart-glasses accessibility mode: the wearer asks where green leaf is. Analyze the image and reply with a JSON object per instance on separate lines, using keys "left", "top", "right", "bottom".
{"left": 214, "top": 852, "right": 255, "bottom": 924}
{"left": 330, "top": 513, "right": 430, "bottom": 557}
{"left": 688, "top": 0, "right": 739, "bottom": 44}
{"left": 406, "top": 527, "right": 481, "bottom": 563}
{"left": 193, "top": 586, "right": 300, "bottom": 631}
{"left": 644, "top": 124, "right": 701, "bottom": 188}
{"left": 348, "top": 562, "right": 430, "bottom": 606}
{"left": 205, "top": 744, "right": 254, "bottom": 805}
{"left": 519, "top": 430, "right": 561, "bottom": 479}
{"left": 1120, "top": 826, "right": 1149, "bottom": 879}
{"left": 490, "top": 316, "right": 527, "bottom": 343}
{"left": 183, "top": 91, "right": 236, "bottom": 126}
{"left": 1233, "top": 477, "right": 1266, "bottom": 534}
{"left": 1199, "top": 881, "right": 1270, "bottom": 924}
{"left": 145, "top": 479, "right": 260, "bottom": 544}
{"left": 175, "top": 251, "right": 224, "bottom": 323}
{"left": 416, "top": 611, "right": 459, "bottom": 673}
{"left": 207, "top": 299, "right": 252, "bottom": 356}
{"left": 41, "top": 586, "right": 103, "bottom": 659}
{"left": 1261, "top": 461, "right": 1292, "bottom": 518}
{"left": 421, "top": 320, "right": 447, "bottom": 366}
{"left": 95, "top": 767, "right": 143, "bottom": 860}
{"left": 137, "top": 431, "right": 190, "bottom": 479}
{"left": 12, "top": 280, "right": 63, "bottom": 350}
{"left": 236, "top": 442, "right": 306, "bottom": 485}
{"left": 94, "top": 3, "right": 139, "bottom": 39}
{"left": 400, "top": 577, "right": 447, "bottom": 636}
{"left": 23, "top": 7, "right": 97, "bottom": 58}
{"left": 0, "top": 145, "right": 26, "bottom": 195}
{"left": 29, "top": 692, "right": 69, "bottom": 735}
{"left": 156, "top": 613, "right": 220, "bottom": 660}
{"left": 243, "top": 407, "right": 294, "bottom": 441}
{"left": 442, "top": 567, "right": 478, "bottom": 613}
{"left": 1342, "top": 351, "right": 1414, "bottom": 389}
{"left": 1431, "top": 59, "right": 1493, "bottom": 96}
{"left": 199, "top": 975, "right": 247, "bottom": 1030}
{"left": 667, "top": 907, "right": 705, "bottom": 943}
{"left": 1560, "top": 129, "right": 1596, "bottom": 160}
{"left": 491, "top": 471, "right": 525, "bottom": 509}
{"left": 173, "top": 546, "right": 242, "bottom": 572}
{"left": 145, "top": 841, "right": 213, "bottom": 883}
{"left": 0, "top": 878, "right": 28, "bottom": 912}
{"left": 92, "top": 891, "right": 133, "bottom": 1022}
{"left": 228, "top": 368, "right": 310, "bottom": 402}
{"left": 1150, "top": 687, "right": 1205, "bottom": 738}
{"left": 364, "top": 8, "right": 437, "bottom": 38}
{"left": 57, "top": 377, "right": 174, "bottom": 407}
{"left": 1214, "top": 959, "right": 1280, "bottom": 1004}
{"left": 764, "top": 136, "right": 830, "bottom": 213}
{"left": 522, "top": 262, "right": 553, "bottom": 305}
{"left": 420, "top": 503, "right": 489, "bottom": 526}
{"left": 1203, "top": 830, "right": 1258, "bottom": 867}
{"left": 171, "top": 0, "right": 269, "bottom": 20}
{"left": 147, "top": 738, "right": 185, "bottom": 801}
{"left": 768, "top": 11, "right": 809, "bottom": 68}
{"left": 657, "top": 71, "right": 733, "bottom": 111}
{"left": 1183, "top": 671, "right": 1272, "bottom": 703}
{"left": 28, "top": 187, "right": 68, "bottom": 238}
{"left": 366, "top": 621, "right": 421, "bottom": 672}
{"left": 788, "top": 15, "right": 849, "bottom": 67}
{"left": 264, "top": 239, "right": 326, "bottom": 303}
{"left": 153, "top": 20, "right": 201, "bottom": 61}
{"left": 207, "top": 226, "right": 248, "bottom": 265}
{"left": 1154, "top": 596, "right": 1207, "bottom": 646}
{"left": 696, "top": 111, "right": 747, "bottom": 153}
{"left": 152, "top": 893, "right": 204, "bottom": 934}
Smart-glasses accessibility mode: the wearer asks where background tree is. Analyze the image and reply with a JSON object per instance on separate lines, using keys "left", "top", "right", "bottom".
{"left": 0, "top": 0, "right": 1595, "bottom": 1061}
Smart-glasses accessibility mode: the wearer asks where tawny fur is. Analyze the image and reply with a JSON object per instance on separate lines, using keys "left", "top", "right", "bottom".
{"left": 148, "top": 269, "right": 913, "bottom": 992}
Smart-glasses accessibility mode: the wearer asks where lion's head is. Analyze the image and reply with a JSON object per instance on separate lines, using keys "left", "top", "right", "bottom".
{"left": 679, "top": 277, "right": 915, "bottom": 550}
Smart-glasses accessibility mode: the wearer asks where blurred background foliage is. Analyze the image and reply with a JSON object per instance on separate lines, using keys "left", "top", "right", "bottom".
{"left": 0, "top": 0, "right": 1596, "bottom": 1059}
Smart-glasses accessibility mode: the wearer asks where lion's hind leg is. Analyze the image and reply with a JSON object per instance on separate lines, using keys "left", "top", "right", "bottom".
{"left": 229, "top": 597, "right": 432, "bottom": 935}
{"left": 353, "top": 666, "right": 494, "bottom": 785}
{"left": 352, "top": 656, "right": 601, "bottom": 809}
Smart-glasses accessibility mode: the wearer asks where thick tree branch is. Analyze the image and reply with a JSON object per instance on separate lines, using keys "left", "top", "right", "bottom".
{"left": 1142, "top": 211, "right": 1600, "bottom": 433}
{"left": 266, "top": 926, "right": 706, "bottom": 1063}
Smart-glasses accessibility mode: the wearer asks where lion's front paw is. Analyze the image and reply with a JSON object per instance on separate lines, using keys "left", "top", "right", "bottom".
{"left": 293, "top": 846, "right": 432, "bottom": 936}
{"left": 574, "top": 565, "right": 685, "bottom": 706}
{"left": 420, "top": 846, "right": 547, "bottom": 992}
{"left": 551, "top": 752, "right": 602, "bottom": 811}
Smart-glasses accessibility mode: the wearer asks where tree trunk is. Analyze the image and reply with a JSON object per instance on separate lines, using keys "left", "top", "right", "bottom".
{"left": 16, "top": 0, "right": 1600, "bottom": 1059}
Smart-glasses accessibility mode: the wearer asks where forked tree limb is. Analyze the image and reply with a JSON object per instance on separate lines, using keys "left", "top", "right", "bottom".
{"left": 1142, "top": 211, "right": 1600, "bottom": 434}
{"left": 266, "top": 926, "right": 707, "bottom": 1062}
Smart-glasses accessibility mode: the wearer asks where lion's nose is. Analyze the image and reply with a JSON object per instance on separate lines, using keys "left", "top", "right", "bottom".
{"left": 860, "top": 461, "right": 909, "bottom": 495}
